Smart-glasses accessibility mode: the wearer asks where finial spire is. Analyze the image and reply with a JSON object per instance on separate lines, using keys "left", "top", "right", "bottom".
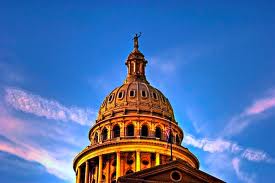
{"left": 133, "top": 32, "right": 141, "bottom": 50}
{"left": 125, "top": 32, "right": 148, "bottom": 84}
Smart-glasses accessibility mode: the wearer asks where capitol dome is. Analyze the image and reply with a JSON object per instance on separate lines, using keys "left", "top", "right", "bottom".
{"left": 97, "top": 51, "right": 175, "bottom": 122}
{"left": 74, "top": 34, "right": 201, "bottom": 183}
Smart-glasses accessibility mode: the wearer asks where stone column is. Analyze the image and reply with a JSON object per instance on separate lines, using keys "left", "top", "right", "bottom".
{"left": 98, "top": 155, "right": 103, "bottom": 183}
{"left": 76, "top": 166, "right": 81, "bottom": 183}
{"left": 156, "top": 152, "right": 160, "bottom": 166}
{"left": 106, "top": 160, "right": 110, "bottom": 183}
{"left": 136, "top": 151, "right": 140, "bottom": 171}
{"left": 121, "top": 123, "right": 125, "bottom": 137}
{"left": 95, "top": 165, "right": 98, "bottom": 182}
{"left": 116, "top": 151, "right": 121, "bottom": 180}
{"left": 85, "top": 161, "right": 89, "bottom": 183}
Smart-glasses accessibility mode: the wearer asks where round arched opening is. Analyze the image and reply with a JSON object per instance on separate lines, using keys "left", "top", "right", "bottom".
{"left": 113, "top": 125, "right": 120, "bottom": 138}
{"left": 102, "top": 128, "right": 108, "bottom": 141}
{"left": 126, "top": 124, "right": 134, "bottom": 136}
{"left": 176, "top": 134, "right": 180, "bottom": 145}
{"left": 155, "top": 127, "right": 162, "bottom": 139}
{"left": 141, "top": 125, "right": 148, "bottom": 137}
{"left": 94, "top": 133, "right": 98, "bottom": 143}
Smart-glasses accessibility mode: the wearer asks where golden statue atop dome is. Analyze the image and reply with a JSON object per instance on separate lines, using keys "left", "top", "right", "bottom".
{"left": 133, "top": 32, "right": 141, "bottom": 50}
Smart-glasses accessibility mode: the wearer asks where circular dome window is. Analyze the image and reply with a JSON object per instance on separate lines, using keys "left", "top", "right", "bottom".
{"left": 170, "top": 170, "right": 182, "bottom": 182}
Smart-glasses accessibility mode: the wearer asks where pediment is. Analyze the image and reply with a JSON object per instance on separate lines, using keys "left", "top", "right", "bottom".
{"left": 118, "top": 159, "right": 225, "bottom": 183}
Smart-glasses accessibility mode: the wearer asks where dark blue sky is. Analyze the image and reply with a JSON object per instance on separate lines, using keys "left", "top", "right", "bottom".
{"left": 0, "top": 1, "right": 275, "bottom": 183}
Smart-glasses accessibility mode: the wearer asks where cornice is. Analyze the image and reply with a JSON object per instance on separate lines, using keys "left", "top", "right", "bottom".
{"left": 73, "top": 138, "right": 199, "bottom": 171}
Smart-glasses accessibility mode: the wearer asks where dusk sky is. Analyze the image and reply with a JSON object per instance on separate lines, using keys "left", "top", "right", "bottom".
{"left": 1, "top": 1, "right": 275, "bottom": 183}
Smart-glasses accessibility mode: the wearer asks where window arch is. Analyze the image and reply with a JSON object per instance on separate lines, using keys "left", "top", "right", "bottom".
{"left": 94, "top": 132, "right": 98, "bottom": 143}
{"left": 168, "top": 132, "right": 174, "bottom": 143}
{"left": 118, "top": 91, "right": 124, "bottom": 99}
{"left": 102, "top": 128, "right": 108, "bottom": 141}
{"left": 176, "top": 134, "right": 180, "bottom": 145}
{"left": 126, "top": 124, "right": 134, "bottom": 136}
{"left": 113, "top": 124, "right": 120, "bottom": 138}
{"left": 141, "top": 125, "right": 148, "bottom": 137}
{"left": 108, "top": 94, "right": 114, "bottom": 103}
{"left": 155, "top": 127, "right": 162, "bottom": 139}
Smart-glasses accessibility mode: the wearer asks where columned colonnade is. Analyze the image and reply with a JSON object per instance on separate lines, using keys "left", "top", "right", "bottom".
{"left": 76, "top": 151, "right": 161, "bottom": 183}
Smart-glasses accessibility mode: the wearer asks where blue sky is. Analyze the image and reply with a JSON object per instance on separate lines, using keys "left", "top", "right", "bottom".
{"left": 0, "top": 1, "right": 275, "bottom": 182}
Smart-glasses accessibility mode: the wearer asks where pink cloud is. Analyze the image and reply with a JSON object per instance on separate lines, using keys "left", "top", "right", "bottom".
{"left": 245, "top": 96, "right": 275, "bottom": 115}
{"left": 224, "top": 90, "right": 275, "bottom": 135}
{"left": 0, "top": 105, "right": 83, "bottom": 182}
{"left": 0, "top": 137, "right": 74, "bottom": 181}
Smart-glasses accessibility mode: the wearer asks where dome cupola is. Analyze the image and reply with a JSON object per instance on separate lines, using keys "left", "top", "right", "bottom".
{"left": 125, "top": 33, "right": 148, "bottom": 84}
{"left": 97, "top": 33, "right": 176, "bottom": 122}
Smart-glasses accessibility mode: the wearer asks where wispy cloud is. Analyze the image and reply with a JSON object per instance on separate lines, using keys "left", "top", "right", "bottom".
{"left": 232, "top": 158, "right": 255, "bottom": 183}
{"left": 224, "top": 90, "right": 275, "bottom": 136}
{"left": 0, "top": 104, "right": 82, "bottom": 182}
{"left": 0, "top": 137, "right": 74, "bottom": 181}
{"left": 184, "top": 134, "right": 232, "bottom": 153}
{"left": 241, "top": 148, "right": 273, "bottom": 163}
{"left": 5, "top": 87, "right": 96, "bottom": 126}
{"left": 184, "top": 134, "right": 273, "bottom": 163}
{"left": 244, "top": 95, "right": 275, "bottom": 116}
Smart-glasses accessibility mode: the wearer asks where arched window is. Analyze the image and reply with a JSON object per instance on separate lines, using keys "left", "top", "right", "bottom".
{"left": 113, "top": 125, "right": 120, "bottom": 138}
{"left": 94, "top": 133, "right": 98, "bottom": 143}
{"left": 170, "top": 134, "right": 174, "bottom": 143}
{"left": 155, "top": 127, "right": 162, "bottom": 139}
{"left": 102, "top": 128, "right": 108, "bottom": 141}
{"left": 126, "top": 124, "right": 134, "bottom": 136}
{"left": 176, "top": 134, "right": 180, "bottom": 145}
{"left": 141, "top": 125, "right": 148, "bottom": 137}
{"left": 168, "top": 133, "right": 173, "bottom": 143}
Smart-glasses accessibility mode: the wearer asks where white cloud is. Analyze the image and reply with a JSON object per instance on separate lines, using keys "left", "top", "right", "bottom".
{"left": 185, "top": 134, "right": 234, "bottom": 153}
{"left": 232, "top": 158, "right": 255, "bottom": 183}
{"left": 5, "top": 87, "right": 97, "bottom": 126}
{"left": 241, "top": 149, "right": 269, "bottom": 162}
{"left": 184, "top": 134, "right": 272, "bottom": 163}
